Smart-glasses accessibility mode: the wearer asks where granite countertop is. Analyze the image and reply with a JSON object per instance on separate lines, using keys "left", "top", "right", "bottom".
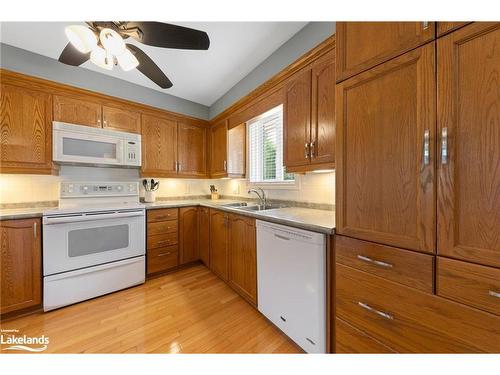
{"left": 1, "top": 199, "right": 335, "bottom": 234}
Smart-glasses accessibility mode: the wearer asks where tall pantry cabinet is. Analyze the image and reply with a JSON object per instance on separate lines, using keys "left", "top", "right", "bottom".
{"left": 334, "top": 22, "right": 500, "bottom": 353}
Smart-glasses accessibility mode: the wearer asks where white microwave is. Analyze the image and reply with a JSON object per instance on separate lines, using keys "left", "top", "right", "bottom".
{"left": 53, "top": 122, "right": 141, "bottom": 168}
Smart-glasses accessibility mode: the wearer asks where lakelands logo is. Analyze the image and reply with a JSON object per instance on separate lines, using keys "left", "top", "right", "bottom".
{"left": 1, "top": 329, "right": 49, "bottom": 352}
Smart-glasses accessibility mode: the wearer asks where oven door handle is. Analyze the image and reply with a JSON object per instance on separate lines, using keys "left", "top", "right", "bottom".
{"left": 43, "top": 210, "right": 144, "bottom": 225}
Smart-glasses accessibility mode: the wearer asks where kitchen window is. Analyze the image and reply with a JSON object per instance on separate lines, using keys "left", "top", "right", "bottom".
{"left": 247, "top": 105, "right": 295, "bottom": 186}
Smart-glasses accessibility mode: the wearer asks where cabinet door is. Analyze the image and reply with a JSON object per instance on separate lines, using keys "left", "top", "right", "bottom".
{"left": 0, "top": 219, "right": 41, "bottom": 314}
{"left": 198, "top": 207, "right": 210, "bottom": 267}
{"left": 141, "top": 114, "right": 177, "bottom": 176}
{"left": 311, "top": 49, "right": 335, "bottom": 167}
{"left": 437, "top": 23, "right": 500, "bottom": 268}
{"left": 228, "top": 214, "right": 257, "bottom": 305}
{"left": 179, "top": 207, "right": 199, "bottom": 264}
{"left": 227, "top": 123, "right": 246, "bottom": 177}
{"left": 0, "top": 84, "right": 53, "bottom": 174}
{"left": 437, "top": 22, "right": 470, "bottom": 37}
{"left": 284, "top": 67, "right": 312, "bottom": 169}
{"left": 177, "top": 122, "right": 207, "bottom": 177}
{"left": 336, "top": 43, "right": 436, "bottom": 253}
{"left": 209, "top": 209, "right": 229, "bottom": 281}
{"left": 102, "top": 105, "right": 141, "bottom": 133}
{"left": 53, "top": 94, "right": 102, "bottom": 127}
{"left": 336, "top": 22, "right": 435, "bottom": 82}
{"left": 210, "top": 121, "right": 228, "bottom": 177}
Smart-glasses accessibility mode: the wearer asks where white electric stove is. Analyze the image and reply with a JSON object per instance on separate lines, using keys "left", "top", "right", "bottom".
{"left": 42, "top": 181, "right": 145, "bottom": 311}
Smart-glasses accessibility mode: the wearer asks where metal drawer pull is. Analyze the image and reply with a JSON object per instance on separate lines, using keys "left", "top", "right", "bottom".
{"left": 489, "top": 290, "right": 500, "bottom": 298}
{"left": 158, "top": 252, "right": 172, "bottom": 257}
{"left": 423, "top": 129, "right": 430, "bottom": 166}
{"left": 441, "top": 127, "right": 448, "bottom": 164}
{"left": 274, "top": 234, "right": 290, "bottom": 241}
{"left": 357, "top": 255, "right": 393, "bottom": 268}
{"left": 358, "top": 302, "right": 394, "bottom": 320}
{"left": 305, "top": 143, "right": 310, "bottom": 158}
{"left": 33, "top": 222, "right": 37, "bottom": 239}
{"left": 422, "top": 21, "right": 429, "bottom": 30}
{"left": 310, "top": 141, "right": 315, "bottom": 158}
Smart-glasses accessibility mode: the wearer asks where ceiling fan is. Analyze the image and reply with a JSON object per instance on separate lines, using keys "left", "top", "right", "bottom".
{"left": 59, "top": 21, "right": 210, "bottom": 89}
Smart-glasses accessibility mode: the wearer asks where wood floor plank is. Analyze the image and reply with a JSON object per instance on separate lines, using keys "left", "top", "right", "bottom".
{"left": 0, "top": 264, "right": 300, "bottom": 354}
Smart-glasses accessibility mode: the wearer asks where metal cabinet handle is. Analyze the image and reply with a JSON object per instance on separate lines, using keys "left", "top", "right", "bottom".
{"left": 97, "top": 118, "right": 101, "bottom": 127}
{"left": 33, "top": 222, "right": 37, "bottom": 239}
{"left": 177, "top": 162, "right": 182, "bottom": 172}
{"left": 223, "top": 160, "right": 227, "bottom": 171}
{"left": 423, "top": 129, "right": 430, "bottom": 166}
{"left": 310, "top": 141, "right": 315, "bottom": 158}
{"left": 441, "top": 127, "right": 448, "bottom": 164}
{"left": 357, "top": 255, "right": 393, "bottom": 268}
{"left": 158, "top": 252, "right": 172, "bottom": 257}
{"left": 489, "top": 290, "right": 500, "bottom": 298}
{"left": 422, "top": 21, "right": 429, "bottom": 30}
{"left": 305, "top": 143, "right": 310, "bottom": 159}
{"left": 358, "top": 302, "right": 394, "bottom": 320}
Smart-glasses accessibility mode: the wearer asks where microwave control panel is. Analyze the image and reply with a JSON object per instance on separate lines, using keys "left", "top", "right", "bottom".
{"left": 125, "top": 141, "right": 141, "bottom": 166}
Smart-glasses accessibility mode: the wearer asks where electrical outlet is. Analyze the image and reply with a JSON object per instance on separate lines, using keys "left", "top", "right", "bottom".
{"left": 232, "top": 182, "right": 240, "bottom": 195}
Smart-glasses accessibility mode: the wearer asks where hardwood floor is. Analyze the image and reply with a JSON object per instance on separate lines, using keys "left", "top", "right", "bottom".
{"left": 0, "top": 264, "right": 301, "bottom": 354}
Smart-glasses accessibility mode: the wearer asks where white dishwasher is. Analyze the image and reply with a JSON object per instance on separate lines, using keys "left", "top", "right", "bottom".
{"left": 256, "top": 220, "right": 326, "bottom": 353}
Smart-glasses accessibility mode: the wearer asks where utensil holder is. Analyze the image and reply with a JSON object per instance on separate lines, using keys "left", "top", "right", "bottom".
{"left": 145, "top": 191, "right": 156, "bottom": 203}
{"left": 211, "top": 192, "right": 219, "bottom": 200}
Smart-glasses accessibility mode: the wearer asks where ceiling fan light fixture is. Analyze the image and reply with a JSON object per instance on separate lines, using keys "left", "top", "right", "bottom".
{"left": 116, "top": 48, "right": 139, "bottom": 71}
{"left": 65, "top": 25, "right": 97, "bottom": 53}
{"left": 90, "top": 46, "right": 114, "bottom": 71}
{"left": 100, "top": 28, "right": 126, "bottom": 56}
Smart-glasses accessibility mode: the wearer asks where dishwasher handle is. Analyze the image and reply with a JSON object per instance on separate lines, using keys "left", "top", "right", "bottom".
{"left": 43, "top": 210, "right": 144, "bottom": 225}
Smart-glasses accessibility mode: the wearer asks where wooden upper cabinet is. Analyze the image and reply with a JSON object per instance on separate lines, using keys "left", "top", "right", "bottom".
{"left": 227, "top": 123, "right": 246, "bottom": 177}
{"left": 141, "top": 114, "right": 178, "bottom": 176}
{"left": 198, "top": 207, "right": 210, "bottom": 267}
{"left": 311, "top": 49, "right": 335, "bottom": 166}
{"left": 179, "top": 207, "right": 199, "bottom": 265}
{"left": 0, "top": 84, "right": 53, "bottom": 174}
{"left": 1, "top": 218, "right": 42, "bottom": 314}
{"left": 336, "top": 43, "right": 436, "bottom": 253}
{"left": 53, "top": 95, "right": 101, "bottom": 127}
{"left": 210, "top": 121, "right": 228, "bottom": 178}
{"left": 437, "top": 22, "right": 470, "bottom": 37}
{"left": 228, "top": 214, "right": 257, "bottom": 305}
{"left": 336, "top": 22, "right": 435, "bottom": 82}
{"left": 102, "top": 105, "right": 141, "bottom": 133}
{"left": 284, "top": 67, "right": 312, "bottom": 169}
{"left": 177, "top": 122, "right": 207, "bottom": 177}
{"left": 437, "top": 23, "right": 500, "bottom": 267}
{"left": 209, "top": 209, "right": 229, "bottom": 281}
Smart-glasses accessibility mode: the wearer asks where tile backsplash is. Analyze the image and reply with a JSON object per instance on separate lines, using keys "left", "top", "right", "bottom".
{"left": 0, "top": 166, "right": 334, "bottom": 206}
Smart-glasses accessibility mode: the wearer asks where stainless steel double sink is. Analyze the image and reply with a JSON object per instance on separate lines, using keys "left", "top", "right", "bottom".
{"left": 221, "top": 202, "right": 284, "bottom": 212}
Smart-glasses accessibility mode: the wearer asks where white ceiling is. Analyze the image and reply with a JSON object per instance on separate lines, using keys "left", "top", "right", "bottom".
{"left": 0, "top": 22, "right": 307, "bottom": 106}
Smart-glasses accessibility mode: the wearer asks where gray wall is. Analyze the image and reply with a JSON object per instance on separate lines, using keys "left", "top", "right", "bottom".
{"left": 0, "top": 43, "right": 209, "bottom": 120}
{"left": 208, "top": 22, "right": 335, "bottom": 119}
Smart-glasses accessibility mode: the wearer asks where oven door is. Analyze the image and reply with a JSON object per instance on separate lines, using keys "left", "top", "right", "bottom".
{"left": 43, "top": 210, "right": 145, "bottom": 276}
{"left": 53, "top": 128, "right": 124, "bottom": 166}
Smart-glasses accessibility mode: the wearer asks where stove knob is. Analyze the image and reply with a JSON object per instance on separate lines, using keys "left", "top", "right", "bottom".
{"left": 82, "top": 186, "right": 88, "bottom": 194}
{"left": 117, "top": 185, "right": 123, "bottom": 191}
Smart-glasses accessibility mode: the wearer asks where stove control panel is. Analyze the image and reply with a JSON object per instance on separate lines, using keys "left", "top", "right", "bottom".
{"left": 61, "top": 182, "right": 139, "bottom": 197}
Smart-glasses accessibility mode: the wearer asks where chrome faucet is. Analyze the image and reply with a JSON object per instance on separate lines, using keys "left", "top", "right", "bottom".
{"left": 248, "top": 187, "right": 267, "bottom": 208}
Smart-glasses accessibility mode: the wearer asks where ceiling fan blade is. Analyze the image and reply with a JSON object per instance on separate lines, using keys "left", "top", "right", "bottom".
{"left": 126, "top": 44, "right": 173, "bottom": 89}
{"left": 123, "top": 22, "right": 210, "bottom": 50}
{"left": 58, "top": 42, "right": 90, "bottom": 66}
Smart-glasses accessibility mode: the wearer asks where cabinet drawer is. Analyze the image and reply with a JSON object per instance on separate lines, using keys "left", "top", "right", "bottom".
{"left": 147, "top": 232, "right": 178, "bottom": 249}
{"left": 336, "top": 236, "right": 434, "bottom": 293}
{"left": 336, "top": 264, "right": 500, "bottom": 353}
{"left": 336, "top": 318, "right": 396, "bottom": 353}
{"left": 437, "top": 257, "right": 500, "bottom": 316}
{"left": 147, "top": 246, "right": 178, "bottom": 275}
{"left": 147, "top": 208, "right": 178, "bottom": 222}
{"left": 147, "top": 220, "right": 178, "bottom": 236}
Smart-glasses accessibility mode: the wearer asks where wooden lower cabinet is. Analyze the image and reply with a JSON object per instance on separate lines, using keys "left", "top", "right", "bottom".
{"left": 335, "top": 318, "right": 396, "bottom": 353}
{"left": 198, "top": 207, "right": 210, "bottom": 266}
{"left": 209, "top": 209, "right": 229, "bottom": 281}
{"left": 336, "top": 263, "right": 500, "bottom": 353}
{"left": 0, "top": 218, "right": 42, "bottom": 315}
{"left": 146, "top": 208, "right": 179, "bottom": 276}
{"left": 179, "top": 207, "right": 199, "bottom": 264}
{"left": 228, "top": 214, "right": 257, "bottom": 305}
